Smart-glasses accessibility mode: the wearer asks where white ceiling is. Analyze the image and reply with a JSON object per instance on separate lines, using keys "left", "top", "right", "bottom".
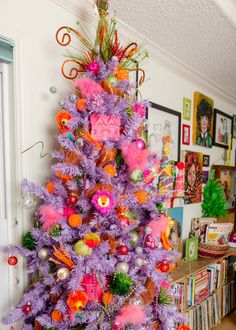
{"left": 110, "top": 0, "right": 236, "bottom": 101}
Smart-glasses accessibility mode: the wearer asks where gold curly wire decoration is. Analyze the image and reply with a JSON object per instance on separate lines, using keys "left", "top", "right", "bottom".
{"left": 61, "top": 59, "right": 85, "bottom": 80}
{"left": 21, "top": 141, "right": 49, "bottom": 158}
{"left": 55, "top": 26, "right": 93, "bottom": 50}
{"left": 118, "top": 42, "right": 138, "bottom": 62}
{"left": 129, "top": 67, "right": 146, "bottom": 86}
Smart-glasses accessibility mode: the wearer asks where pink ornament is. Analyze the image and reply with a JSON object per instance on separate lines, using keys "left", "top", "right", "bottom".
{"left": 112, "top": 322, "right": 122, "bottom": 330}
{"left": 87, "top": 61, "right": 100, "bottom": 74}
{"left": 90, "top": 114, "right": 120, "bottom": 141}
{"left": 135, "top": 139, "right": 146, "bottom": 150}
{"left": 92, "top": 190, "right": 115, "bottom": 215}
{"left": 81, "top": 274, "right": 103, "bottom": 303}
{"left": 63, "top": 207, "right": 76, "bottom": 218}
{"left": 145, "top": 234, "right": 156, "bottom": 250}
{"left": 133, "top": 103, "right": 146, "bottom": 118}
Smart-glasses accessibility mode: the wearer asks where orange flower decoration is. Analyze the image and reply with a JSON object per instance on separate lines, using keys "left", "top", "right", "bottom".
{"left": 56, "top": 111, "right": 71, "bottom": 133}
{"left": 135, "top": 190, "right": 148, "bottom": 204}
{"left": 67, "top": 290, "right": 88, "bottom": 312}
{"left": 84, "top": 233, "right": 101, "bottom": 248}
{"left": 76, "top": 98, "right": 87, "bottom": 111}
{"left": 115, "top": 68, "right": 129, "bottom": 80}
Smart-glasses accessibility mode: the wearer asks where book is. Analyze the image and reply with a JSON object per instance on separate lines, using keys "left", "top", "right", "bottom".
{"left": 194, "top": 270, "right": 209, "bottom": 304}
{"left": 190, "top": 217, "right": 216, "bottom": 242}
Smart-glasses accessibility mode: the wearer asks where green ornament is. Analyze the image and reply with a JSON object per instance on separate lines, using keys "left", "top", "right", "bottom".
{"left": 158, "top": 287, "right": 173, "bottom": 306}
{"left": 156, "top": 203, "right": 163, "bottom": 212}
{"left": 109, "top": 272, "right": 133, "bottom": 296}
{"left": 74, "top": 240, "right": 92, "bottom": 256}
{"left": 115, "top": 149, "right": 124, "bottom": 168}
{"left": 50, "top": 224, "right": 61, "bottom": 237}
{"left": 22, "top": 232, "right": 36, "bottom": 250}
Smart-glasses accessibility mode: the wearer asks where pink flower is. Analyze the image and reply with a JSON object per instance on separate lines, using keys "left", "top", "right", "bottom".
{"left": 92, "top": 190, "right": 115, "bottom": 215}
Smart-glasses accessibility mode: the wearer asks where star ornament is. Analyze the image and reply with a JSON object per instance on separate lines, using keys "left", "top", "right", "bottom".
{"left": 92, "top": 190, "right": 115, "bottom": 215}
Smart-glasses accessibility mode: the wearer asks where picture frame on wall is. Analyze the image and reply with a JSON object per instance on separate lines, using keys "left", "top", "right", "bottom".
{"left": 213, "top": 109, "right": 233, "bottom": 149}
{"left": 233, "top": 114, "right": 236, "bottom": 138}
{"left": 185, "top": 237, "right": 198, "bottom": 262}
{"left": 203, "top": 154, "right": 210, "bottom": 167}
{"left": 192, "top": 91, "right": 214, "bottom": 148}
{"left": 147, "top": 102, "right": 181, "bottom": 161}
{"left": 183, "top": 97, "right": 191, "bottom": 120}
{"left": 182, "top": 124, "right": 190, "bottom": 145}
{"left": 202, "top": 170, "right": 209, "bottom": 184}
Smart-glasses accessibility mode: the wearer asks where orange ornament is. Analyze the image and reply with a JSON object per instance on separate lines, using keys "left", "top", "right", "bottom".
{"left": 115, "top": 68, "right": 129, "bottom": 80}
{"left": 102, "top": 292, "right": 114, "bottom": 305}
{"left": 103, "top": 164, "right": 117, "bottom": 177}
{"left": 51, "top": 309, "right": 63, "bottom": 322}
{"left": 46, "top": 182, "right": 55, "bottom": 194}
{"left": 135, "top": 190, "right": 148, "bottom": 204}
{"left": 76, "top": 99, "right": 87, "bottom": 111}
{"left": 68, "top": 214, "right": 83, "bottom": 227}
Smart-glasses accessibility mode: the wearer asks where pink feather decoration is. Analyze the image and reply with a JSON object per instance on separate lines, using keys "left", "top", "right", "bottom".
{"left": 114, "top": 304, "right": 146, "bottom": 327}
{"left": 148, "top": 215, "right": 169, "bottom": 238}
{"left": 39, "top": 205, "right": 63, "bottom": 231}
{"left": 72, "top": 77, "right": 103, "bottom": 98}
{"left": 121, "top": 142, "right": 149, "bottom": 172}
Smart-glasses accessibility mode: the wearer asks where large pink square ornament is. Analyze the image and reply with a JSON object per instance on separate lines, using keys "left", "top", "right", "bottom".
{"left": 90, "top": 114, "right": 121, "bottom": 141}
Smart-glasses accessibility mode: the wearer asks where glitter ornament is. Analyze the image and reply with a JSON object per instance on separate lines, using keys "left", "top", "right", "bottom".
{"left": 57, "top": 267, "right": 70, "bottom": 280}
{"left": 21, "top": 193, "right": 37, "bottom": 209}
{"left": 49, "top": 86, "right": 57, "bottom": 94}
{"left": 38, "top": 247, "right": 49, "bottom": 261}
{"left": 74, "top": 240, "right": 92, "bottom": 256}
{"left": 117, "top": 244, "right": 129, "bottom": 255}
{"left": 135, "top": 246, "right": 143, "bottom": 254}
{"left": 69, "top": 94, "right": 77, "bottom": 102}
{"left": 135, "top": 138, "right": 146, "bottom": 150}
{"left": 87, "top": 61, "right": 100, "bottom": 74}
{"left": 116, "top": 262, "right": 129, "bottom": 273}
{"left": 8, "top": 256, "right": 18, "bottom": 266}
{"left": 22, "top": 303, "right": 32, "bottom": 314}
{"left": 67, "top": 194, "right": 78, "bottom": 206}
{"left": 59, "top": 100, "right": 65, "bottom": 108}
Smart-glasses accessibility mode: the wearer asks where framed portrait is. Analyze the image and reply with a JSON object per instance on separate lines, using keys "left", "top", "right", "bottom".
{"left": 213, "top": 109, "right": 233, "bottom": 149}
{"left": 202, "top": 171, "right": 209, "bottom": 184}
{"left": 183, "top": 97, "right": 191, "bottom": 120}
{"left": 182, "top": 150, "right": 203, "bottom": 204}
{"left": 233, "top": 114, "right": 236, "bottom": 139}
{"left": 182, "top": 124, "right": 190, "bottom": 145}
{"left": 147, "top": 102, "right": 181, "bottom": 161}
{"left": 192, "top": 92, "right": 214, "bottom": 148}
{"left": 203, "top": 154, "right": 210, "bottom": 167}
{"left": 185, "top": 237, "right": 198, "bottom": 262}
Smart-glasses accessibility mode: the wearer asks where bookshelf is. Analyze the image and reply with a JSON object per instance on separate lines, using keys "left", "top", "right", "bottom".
{"left": 170, "top": 248, "right": 236, "bottom": 329}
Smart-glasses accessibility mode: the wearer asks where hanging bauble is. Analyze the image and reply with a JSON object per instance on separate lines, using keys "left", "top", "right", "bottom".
{"left": 145, "top": 234, "right": 156, "bottom": 250}
{"left": 38, "top": 247, "right": 49, "bottom": 261}
{"left": 69, "top": 93, "right": 77, "bottom": 102}
{"left": 68, "top": 214, "right": 83, "bottom": 228}
{"left": 84, "top": 233, "right": 100, "bottom": 248}
{"left": 158, "top": 261, "right": 170, "bottom": 273}
{"left": 74, "top": 240, "right": 92, "bottom": 256}
{"left": 135, "top": 138, "right": 146, "bottom": 150}
{"left": 51, "top": 309, "right": 64, "bottom": 323}
{"left": 49, "top": 224, "right": 62, "bottom": 237}
{"left": 67, "top": 194, "right": 78, "bottom": 206}
{"left": 20, "top": 193, "right": 37, "bottom": 209}
{"left": 49, "top": 86, "right": 57, "bottom": 94}
{"left": 116, "top": 262, "right": 129, "bottom": 273}
{"left": 102, "top": 292, "right": 114, "bottom": 306}
{"left": 110, "top": 272, "right": 133, "bottom": 296}
{"left": 135, "top": 246, "right": 143, "bottom": 254}
{"left": 130, "top": 231, "right": 139, "bottom": 245}
{"left": 87, "top": 61, "right": 100, "bottom": 74}
{"left": 117, "top": 244, "right": 129, "bottom": 256}
{"left": 57, "top": 267, "right": 70, "bottom": 280}
{"left": 8, "top": 256, "right": 18, "bottom": 266}
{"left": 22, "top": 303, "right": 32, "bottom": 314}
{"left": 135, "top": 258, "right": 144, "bottom": 267}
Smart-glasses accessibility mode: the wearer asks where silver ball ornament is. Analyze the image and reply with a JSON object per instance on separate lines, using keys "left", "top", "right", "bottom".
{"left": 116, "top": 262, "right": 129, "bottom": 273}
{"left": 135, "top": 246, "right": 143, "bottom": 254}
{"left": 49, "top": 86, "right": 57, "bottom": 94}
{"left": 59, "top": 100, "right": 66, "bottom": 108}
{"left": 69, "top": 94, "right": 77, "bottom": 102}
{"left": 57, "top": 267, "right": 70, "bottom": 280}
{"left": 38, "top": 248, "right": 49, "bottom": 261}
{"left": 145, "top": 226, "right": 152, "bottom": 234}
{"left": 136, "top": 258, "right": 143, "bottom": 267}
{"left": 21, "top": 193, "right": 37, "bottom": 209}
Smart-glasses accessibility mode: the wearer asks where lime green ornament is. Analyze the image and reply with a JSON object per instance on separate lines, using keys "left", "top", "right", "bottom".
{"left": 110, "top": 272, "right": 133, "bottom": 296}
{"left": 22, "top": 232, "right": 36, "bottom": 250}
{"left": 74, "top": 240, "right": 92, "bottom": 256}
{"left": 158, "top": 287, "right": 173, "bottom": 306}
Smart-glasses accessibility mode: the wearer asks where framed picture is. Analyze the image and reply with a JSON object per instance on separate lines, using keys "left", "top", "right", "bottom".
{"left": 192, "top": 92, "right": 214, "bottom": 148}
{"left": 203, "top": 154, "right": 210, "bottom": 167}
{"left": 233, "top": 114, "right": 236, "bottom": 139}
{"left": 202, "top": 171, "right": 209, "bottom": 184}
{"left": 213, "top": 109, "right": 233, "bottom": 149}
{"left": 147, "top": 102, "right": 181, "bottom": 161}
{"left": 185, "top": 237, "right": 198, "bottom": 262}
{"left": 182, "top": 124, "right": 190, "bottom": 145}
{"left": 183, "top": 97, "right": 191, "bottom": 120}
{"left": 182, "top": 150, "right": 203, "bottom": 204}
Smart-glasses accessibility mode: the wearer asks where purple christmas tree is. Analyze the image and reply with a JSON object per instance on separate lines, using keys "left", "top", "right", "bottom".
{"left": 3, "top": 1, "right": 185, "bottom": 329}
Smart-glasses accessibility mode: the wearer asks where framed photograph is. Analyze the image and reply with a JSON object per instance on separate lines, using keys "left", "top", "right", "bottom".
{"left": 182, "top": 124, "right": 190, "bottom": 145}
{"left": 213, "top": 109, "right": 233, "bottom": 149}
{"left": 202, "top": 171, "right": 209, "bottom": 184}
{"left": 233, "top": 114, "right": 236, "bottom": 138}
{"left": 192, "top": 92, "right": 214, "bottom": 148}
{"left": 185, "top": 237, "right": 198, "bottom": 262}
{"left": 147, "top": 102, "right": 181, "bottom": 162}
{"left": 203, "top": 154, "right": 210, "bottom": 167}
{"left": 183, "top": 97, "right": 191, "bottom": 120}
{"left": 182, "top": 151, "right": 203, "bottom": 204}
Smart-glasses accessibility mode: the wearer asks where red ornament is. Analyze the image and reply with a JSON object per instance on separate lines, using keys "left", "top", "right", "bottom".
{"left": 177, "top": 162, "right": 185, "bottom": 170}
{"left": 87, "top": 61, "right": 100, "bottom": 74}
{"left": 67, "top": 194, "right": 78, "bottom": 206}
{"left": 8, "top": 256, "right": 18, "bottom": 266}
{"left": 22, "top": 303, "right": 32, "bottom": 314}
{"left": 159, "top": 262, "right": 169, "bottom": 273}
{"left": 117, "top": 244, "right": 129, "bottom": 255}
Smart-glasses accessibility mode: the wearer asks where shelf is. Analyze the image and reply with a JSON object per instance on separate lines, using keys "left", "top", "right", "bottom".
{"left": 170, "top": 247, "right": 236, "bottom": 283}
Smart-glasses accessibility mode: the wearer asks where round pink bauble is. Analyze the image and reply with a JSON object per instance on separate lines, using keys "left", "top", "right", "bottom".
{"left": 87, "top": 61, "right": 100, "bottom": 74}
{"left": 135, "top": 138, "right": 146, "bottom": 150}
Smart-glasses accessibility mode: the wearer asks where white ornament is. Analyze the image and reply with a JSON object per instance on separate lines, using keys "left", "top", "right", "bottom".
{"left": 21, "top": 193, "right": 37, "bottom": 209}
{"left": 145, "top": 226, "right": 152, "bottom": 234}
{"left": 57, "top": 267, "right": 70, "bottom": 280}
{"left": 38, "top": 248, "right": 49, "bottom": 261}
{"left": 135, "top": 246, "right": 143, "bottom": 254}
{"left": 116, "top": 262, "right": 129, "bottom": 273}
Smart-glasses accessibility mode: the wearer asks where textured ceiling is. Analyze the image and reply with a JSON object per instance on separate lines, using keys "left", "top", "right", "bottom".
{"left": 110, "top": 0, "right": 236, "bottom": 99}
